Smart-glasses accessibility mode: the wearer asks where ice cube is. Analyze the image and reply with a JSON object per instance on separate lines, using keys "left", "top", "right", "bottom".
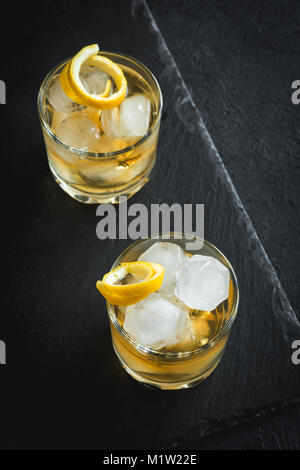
{"left": 54, "top": 111, "right": 100, "bottom": 150}
{"left": 79, "top": 65, "right": 110, "bottom": 95}
{"left": 101, "top": 94, "right": 151, "bottom": 138}
{"left": 123, "top": 293, "right": 189, "bottom": 349}
{"left": 47, "top": 75, "right": 74, "bottom": 114}
{"left": 119, "top": 95, "right": 151, "bottom": 137}
{"left": 88, "top": 134, "right": 134, "bottom": 153}
{"left": 138, "top": 242, "right": 185, "bottom": 294}
{"left": 100, "top": 107, "right": 121, "bottom": 139}
{"left": 79, "top": 159, "right": 120, "bottom": 184}
{"left": 175, "top": 255, "right": 230, "bottom": 311}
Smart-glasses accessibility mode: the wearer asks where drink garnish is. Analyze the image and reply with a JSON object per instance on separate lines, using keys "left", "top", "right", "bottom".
{"left": 60, "top": 44, "right": 127, "bottom": 109}
{"left": 96, "top": 261, "right": 164, "bottom": 306}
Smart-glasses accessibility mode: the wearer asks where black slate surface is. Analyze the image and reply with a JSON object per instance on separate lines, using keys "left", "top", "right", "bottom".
{"left": 2, "top": 0, "right": 300, "bottom": 450}
{"left": 151, "top": 0, "right": 300, "bottom": 321}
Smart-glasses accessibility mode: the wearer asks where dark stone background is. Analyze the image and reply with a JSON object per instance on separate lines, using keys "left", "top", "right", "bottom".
{"left": 2, "top": 0, "right": 300, "bottom": 451}
{"left": 151, "top": 0, "right": 300, "bottom": 321}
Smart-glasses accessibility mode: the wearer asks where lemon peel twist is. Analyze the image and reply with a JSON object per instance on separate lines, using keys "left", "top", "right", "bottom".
{"left": 60, "top": 44, "right": 127, "bottom": 110}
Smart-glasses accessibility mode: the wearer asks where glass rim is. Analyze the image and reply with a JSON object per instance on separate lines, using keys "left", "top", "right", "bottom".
{"left": 107, "top": 233, "right": 239, "bottom": 358}
{"left": 37, "top": 51, "right": 163, "bottom": 160}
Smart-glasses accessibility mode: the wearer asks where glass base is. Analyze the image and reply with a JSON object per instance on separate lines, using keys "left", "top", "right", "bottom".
{"left": 113, "top": 345, "right": 221, "bottom": 390}
{"left": 49, "top": 164, "right": 153, "bottom": 204}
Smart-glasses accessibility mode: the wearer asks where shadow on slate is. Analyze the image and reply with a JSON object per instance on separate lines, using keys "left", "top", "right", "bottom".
{"left": 3, "top": 0, "right": 300, "bottom": 450}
